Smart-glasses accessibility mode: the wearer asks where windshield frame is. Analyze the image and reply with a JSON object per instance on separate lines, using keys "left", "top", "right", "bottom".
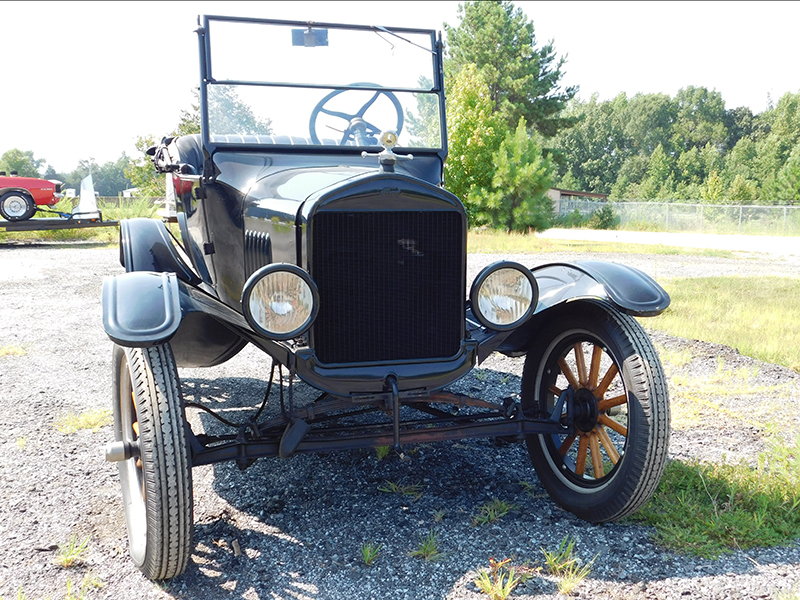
{"left": 196, "top": 14, "right": 448, "bottom": 160}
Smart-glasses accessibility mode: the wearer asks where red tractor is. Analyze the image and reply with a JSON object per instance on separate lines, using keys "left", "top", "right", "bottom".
{"left": 0, "top": 171, "right": 63, "bottom": 221}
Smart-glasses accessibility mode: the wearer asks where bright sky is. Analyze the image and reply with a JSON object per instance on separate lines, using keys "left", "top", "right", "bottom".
{"left": 1, "top": 1, "right": 797, "bottom": 173}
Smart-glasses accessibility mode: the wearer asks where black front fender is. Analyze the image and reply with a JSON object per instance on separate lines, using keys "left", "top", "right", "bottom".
{"left": 102, "top": 271, "right": 182, "bottom": 347}
{"left": 534, "top": 260, "right": 669, "bottom": 317}
{"left": 495, "top": 260, "right": 669, "bottom": 356}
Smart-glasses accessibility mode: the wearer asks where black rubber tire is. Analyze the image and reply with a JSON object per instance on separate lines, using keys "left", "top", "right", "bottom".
{"left": 0, "top": 191, "right": 36, "bottom": 221}
{"left": 521, "top": 301, "right": 670, "bottom": 522}
{"left": 112, "top": 344, "right": 193, "bottom": 580}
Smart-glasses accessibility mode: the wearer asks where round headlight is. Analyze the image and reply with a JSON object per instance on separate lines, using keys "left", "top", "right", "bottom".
{"left": 242, "top": 264, "right": 319, "bottom": 340}
{"left": 470, "top": 262, "right": 538, "bottom": 331}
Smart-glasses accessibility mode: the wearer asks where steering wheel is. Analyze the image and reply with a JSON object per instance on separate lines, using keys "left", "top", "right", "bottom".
{"left": 309, "top": 83, "right": 404, "bottom": 146}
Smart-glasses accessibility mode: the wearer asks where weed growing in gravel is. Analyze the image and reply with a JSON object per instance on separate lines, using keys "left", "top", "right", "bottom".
{"left": 378, "top": 480, "right": 424, "bottom": 501}
{"left": 409, "top": 529, "right": 442, "bottom": 561}
{"left": 632, "top": 436, "right": 800, "bottom": 557}
{"left": 375, "top": 445, "right": 391, "bottom": 460}
{"left": 360, "top": 542, "right": 382, "bottom": 566}
{"left": 472, "top": 498, "right": 518, "bottom": 526}
{"left": 55, "top": 408, "right": 113, "bottom": 434}
{"left": 519, "top": 480, "right": 547, "bottom": 499}
{"left": 542, "top": 536, "right": 596, "bottom": 595}
{"left": 56, "top": 535, "right": 90, "bottom": 568}
{"left": 474, "top": 558, "right": 521, "bottom": 600}
{"left": 432, "top": 509, "right": 447, "bottom": 523}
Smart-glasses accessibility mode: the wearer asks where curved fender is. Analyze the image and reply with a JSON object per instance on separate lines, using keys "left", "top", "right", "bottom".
{"left": 533, "top": 260, "right": 670, "bottom": 317}
{"left": 494, "top": 260, "right": 669, "bottom": 357}
{"left": 119, "top": 217, "right": 202, "bottom": 285}
{"left": 102, "top": 271, "right": 181, "bottom": 347}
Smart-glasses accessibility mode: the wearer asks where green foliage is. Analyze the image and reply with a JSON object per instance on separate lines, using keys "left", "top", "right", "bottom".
{"left": 444, "top": 63, "right": 508, "bottom": 221}
{"left": 474, "top": 558, "right": 521, "bottom": 600}
{"left": 472, "top": 498, "right": 518, "bottom": 526}
{"left": 55, "top": 535, "right": 90, "bottom": 568}
{"left": 407, "top": 76, "right": 441, "bottom": 147}
{"left": 587, "top": 204, "right": 619, "bottom": 229}
{"left": 125, "top": 134, "right": 165, "bottom": 199}
{"left": 409, "top": 529, "right": 442, "bottom": 561}
{"left": 631, "top": 437, "right": 800, "bottom": 557}
{"left": 0, "top": 148, "right": 44, "bottom": 176}
{"left": 360, "top": 542, "right": 382, "bottom": 566}
{"left": 375, "top": 445, "right": 391, "bottom": 461}
{"left": 646, "top": 276, "right": 800, "bottom": 372}
{"left": 552, "top": 87, "right": 800, "bottom": 206}
{"left": 542, "top": 536, "right": 596, "bottom": 594}
{"left": 378, "top": 480, "right": 424, "bottom": 501}
{"left": 444, "top": 0, "right": 577, "bottom": 136}
{"left": 470, "top": 118, "right": 554, "bottom": 232}
{"left": 208, "top": 86, "right": 272, "bottom": 136}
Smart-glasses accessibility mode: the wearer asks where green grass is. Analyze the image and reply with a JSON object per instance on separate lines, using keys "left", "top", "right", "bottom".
{"left": 542, "top": 536, "right": 596, "bottom": 595}
{"left": 378, "top": 480, "right": 425, "bottom": 501}
{"left": 467, "top": 229, "right": 734, "bottom": 258}
{"left": 55, "top": 535, "right": 90, "bottom": 568}
{"left": 471, "top": 498, "right": 518, "bottom": 526}
{"left": 409, "top": 529, "right": 442, "bottom": 561}
{"left": 360, "top": 541, "right": 382, "bottom": 566}
{"left": 474, "top": 558, "right": 522, "bottom": 600}
{"left": 631, "top": 435, "right": 800, "bottom": 558}
{"left": 645, "top": 276, "right": 800, "bottom": 372}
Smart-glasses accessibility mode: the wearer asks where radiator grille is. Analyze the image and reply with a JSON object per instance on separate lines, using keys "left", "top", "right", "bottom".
{"left": 311, "top": 210, "right": 463, "bottom": 364}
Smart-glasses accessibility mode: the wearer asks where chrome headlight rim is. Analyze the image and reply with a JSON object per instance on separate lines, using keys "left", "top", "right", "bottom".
{"left": 469, "top": 261, "right": 538, "bottom": 331}
{"left": 241, "top": 263, "right": 319, "bottom": 341}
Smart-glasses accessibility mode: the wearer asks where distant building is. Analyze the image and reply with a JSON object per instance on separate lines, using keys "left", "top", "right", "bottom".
{"left": 547, "top": 188, "right": 609, "bottom": 214}
{"left": 122, "top": 188, "right": 140, "bottom": 198}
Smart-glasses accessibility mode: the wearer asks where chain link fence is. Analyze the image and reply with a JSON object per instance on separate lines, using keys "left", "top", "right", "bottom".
{"left": 558, "top": 199, "right": 800, "bottom": 236}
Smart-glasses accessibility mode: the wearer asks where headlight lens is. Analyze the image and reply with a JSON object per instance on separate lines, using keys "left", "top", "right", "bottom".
{"left": 242, "top": 265, "right": 319, "bottom": 340}
{"left": 470, "top": 262, "right": 537, "bottom": 330}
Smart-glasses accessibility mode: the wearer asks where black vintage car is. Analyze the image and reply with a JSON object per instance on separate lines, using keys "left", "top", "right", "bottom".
{"left": 102, "top": 15, "right": 671, "bottom": 580}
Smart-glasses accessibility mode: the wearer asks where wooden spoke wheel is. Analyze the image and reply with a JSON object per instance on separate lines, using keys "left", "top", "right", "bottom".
{"left": 521, "top": 302, "right": 670, "bottom": 522}
{"left": 112, "top": 344, "right": 193, "bottom": 580}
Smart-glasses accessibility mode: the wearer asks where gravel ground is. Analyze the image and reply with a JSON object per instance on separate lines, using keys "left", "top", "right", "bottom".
{"left": 1, "top": 241, "right": 800, "bottom": 600}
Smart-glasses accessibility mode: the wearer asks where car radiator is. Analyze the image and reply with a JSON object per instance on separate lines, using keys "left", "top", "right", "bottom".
{"left": 311, "top": 209, "right": 464, "bottom": 364}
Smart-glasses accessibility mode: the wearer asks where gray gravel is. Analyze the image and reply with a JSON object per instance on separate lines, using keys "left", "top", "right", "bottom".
{"left": 1, "top": 241, "right": 800, "bottom": 600}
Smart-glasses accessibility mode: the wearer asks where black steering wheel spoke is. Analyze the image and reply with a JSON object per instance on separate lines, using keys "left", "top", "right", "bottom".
{"left": 309, "top": 83, "right": 404, "bottom": 146}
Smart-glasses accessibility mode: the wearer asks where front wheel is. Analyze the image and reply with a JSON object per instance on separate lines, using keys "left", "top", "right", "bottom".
{"left": 0, "top": 191, "right": 36, "bottom": 221}
{"left": 112, "top": 344, "right": 193, "bottom": 580}
{"left": 521, "top": 302, "right": 670, "bottom": 522}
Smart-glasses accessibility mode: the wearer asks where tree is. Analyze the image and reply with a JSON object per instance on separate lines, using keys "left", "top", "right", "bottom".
{"left": 470, "top": 118, "right": 554, "bottom": 232}
{"left": 407, "top": 77, "right": 441, "bottom": 147}
{"left": 671, "top": 86, "right": 728, "bottom": 152}
{"left": 769, "top": 143, "right": 800, "bottom": 205}
{"left": 444, "top": 64, "right": 508, "bottom": 221}
{"left": 551, "top": 94, "right": 630, "bottom": 194}
{"left": 0, "top": 149, "right": 44, "bottom": 177}
{"left": 622, "top": 93, "right": 676, "bottom": 156}
{"left": 125, "top": 135, "right": 164, "bottom": 198}
{"left": 207, "top": 86, "right": 272, "bottom": 136}
{"left": 701, "top": 171, "right": 726, "bottom": 204}
{"left": 444, "top": 1, "right": 578, "bottom": 137}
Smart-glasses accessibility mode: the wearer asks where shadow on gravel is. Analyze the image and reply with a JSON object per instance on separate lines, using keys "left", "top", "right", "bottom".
{"left": 155, "top": 369, "right": 798, "bottom": 600}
